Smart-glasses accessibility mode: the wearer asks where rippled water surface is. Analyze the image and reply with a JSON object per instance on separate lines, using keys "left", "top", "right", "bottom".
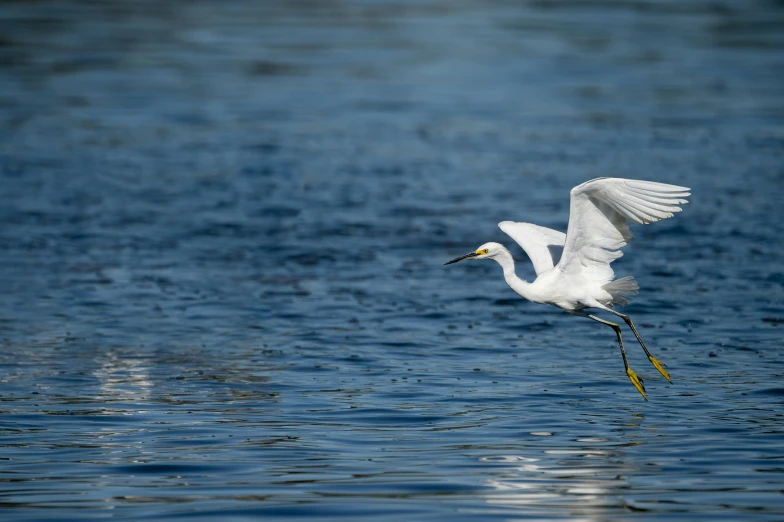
{"left": 2, "top": 1, "right": 784, "bottom": 520}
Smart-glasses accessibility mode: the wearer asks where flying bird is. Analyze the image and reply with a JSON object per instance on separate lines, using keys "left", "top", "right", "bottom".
{"left": 445, "top": 177, "right": 690, "bottom": 399}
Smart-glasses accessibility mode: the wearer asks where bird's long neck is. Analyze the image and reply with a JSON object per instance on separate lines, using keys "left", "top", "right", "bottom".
{"left": 493, "top": 248, "right": 537, "bottom": 303}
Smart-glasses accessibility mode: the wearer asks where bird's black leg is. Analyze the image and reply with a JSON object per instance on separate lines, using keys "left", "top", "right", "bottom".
{"left": 578, "top": 312, "right": 646, "bottom": 400}
{"left": 605, "top": 309, "right": 671, "bottom": 383}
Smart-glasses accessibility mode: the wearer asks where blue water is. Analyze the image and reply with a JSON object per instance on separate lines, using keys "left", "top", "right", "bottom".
{"left": 1, "top": 1, "right": 784, "bottom": 520}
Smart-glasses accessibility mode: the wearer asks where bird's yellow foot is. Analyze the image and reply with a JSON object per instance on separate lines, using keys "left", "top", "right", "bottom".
{"left": 626, "top": 368, "right": 647, "bottom": 400}
{"left": 648, "top": 356, "right": 671, "bottom": 383}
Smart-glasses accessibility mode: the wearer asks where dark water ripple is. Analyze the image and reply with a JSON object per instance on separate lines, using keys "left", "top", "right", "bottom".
{"left": 1, "top": 0, "right": 784, "bottom": 520}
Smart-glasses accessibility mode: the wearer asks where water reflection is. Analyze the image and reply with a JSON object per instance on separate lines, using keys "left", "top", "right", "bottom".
{"left": 93, "top": 352, "right": 153, "bottom": 402}
{"left": 482, "top": 428, "right": 647, "bottom": 518}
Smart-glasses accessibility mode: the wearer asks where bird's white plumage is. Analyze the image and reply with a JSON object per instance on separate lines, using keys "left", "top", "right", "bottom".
{"left": 498, "top": 221, "right": 565, "bottom": 276}
{"left": 444, "top": 177, "right": 690, "bottom": 399}
{"left": 557, "top": 178, "right": 690, "bottom": 286}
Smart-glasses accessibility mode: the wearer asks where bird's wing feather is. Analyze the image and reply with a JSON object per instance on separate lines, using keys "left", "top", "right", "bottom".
{"left": 499, "top": 221, "right": 566, "bottom": 276}
{"left": 556, "top": 178, "right": 690, "bottom": 284}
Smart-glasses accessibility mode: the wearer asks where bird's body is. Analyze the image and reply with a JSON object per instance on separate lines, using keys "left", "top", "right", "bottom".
{"left": 487, "top": 243, "right": 635, "bottom": 311}
{"left": 445, "top": 177, "right": 690, "bottom": 399}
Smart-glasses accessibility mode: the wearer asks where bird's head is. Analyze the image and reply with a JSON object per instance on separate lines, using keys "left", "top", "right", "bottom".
{"left": 444, "top": 242, "right": 507, "bottom": 265}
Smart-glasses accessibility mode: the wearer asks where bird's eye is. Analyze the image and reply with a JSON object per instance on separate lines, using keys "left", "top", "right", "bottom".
{"left": 477, "top": 249, "right": 489, "bottom": 255}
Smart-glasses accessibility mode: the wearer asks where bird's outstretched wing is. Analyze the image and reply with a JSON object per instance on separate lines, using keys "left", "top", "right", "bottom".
{"left": 556, "top": 178, "right": 690, "bottom": 285}
{"left": 499, "top": 221, "right": 566, "bottom": 276}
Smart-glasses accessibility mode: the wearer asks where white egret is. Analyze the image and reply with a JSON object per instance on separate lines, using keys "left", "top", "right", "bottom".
{"left": 445, "top": 177, "right": 690, "bottom": 399}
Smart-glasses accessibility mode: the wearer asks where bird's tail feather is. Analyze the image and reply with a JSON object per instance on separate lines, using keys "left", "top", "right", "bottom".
{"left": 603, "top": 276, "right": 639, "bottom": 306}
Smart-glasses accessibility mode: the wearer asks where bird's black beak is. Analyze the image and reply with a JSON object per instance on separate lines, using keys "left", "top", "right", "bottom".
{"left": 444, "top": 252, "right": 479, "bottom": 265}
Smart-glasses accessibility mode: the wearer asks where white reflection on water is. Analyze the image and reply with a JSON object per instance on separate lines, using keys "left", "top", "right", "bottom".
{"left": 93, "top": 353, "right": 153, "bottom": 402}
{"left": 481, "top": 434, "right": 643, "bottom": 519}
